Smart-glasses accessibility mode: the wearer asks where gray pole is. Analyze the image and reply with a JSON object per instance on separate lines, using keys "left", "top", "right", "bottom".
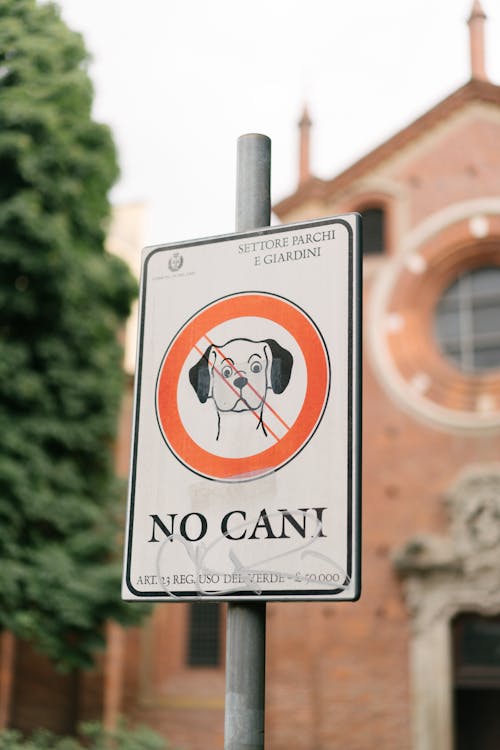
{"left": 224, "top": 133, "right": 271, "bottom": 750}
{"left": 235, "top": 133, "right": 271, "bottom": 231}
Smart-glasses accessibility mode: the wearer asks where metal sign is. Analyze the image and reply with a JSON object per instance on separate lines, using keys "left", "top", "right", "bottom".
{"left": 122, "top": 214, "right": 361, "bottom": 601}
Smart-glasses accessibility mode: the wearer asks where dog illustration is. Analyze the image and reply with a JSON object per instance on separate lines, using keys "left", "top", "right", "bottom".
{"left": 189, "top": 337, "right": 293, "bottom": 441}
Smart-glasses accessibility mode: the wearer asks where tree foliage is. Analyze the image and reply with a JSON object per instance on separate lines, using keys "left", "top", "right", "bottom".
{"left": 0, "top": 0, "right": 142, "bottom": 669}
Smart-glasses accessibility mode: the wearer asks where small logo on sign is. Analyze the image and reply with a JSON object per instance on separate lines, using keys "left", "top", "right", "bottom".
{"left": 168, "top": 252, "right": 183, "bottom": 272}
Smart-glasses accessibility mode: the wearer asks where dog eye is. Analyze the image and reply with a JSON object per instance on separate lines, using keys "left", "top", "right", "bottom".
{"left": 250, "top": 362, "right": 262, "bottom": 374}
{"left": 221, "top": 365, "right": 233, "bottom": 378}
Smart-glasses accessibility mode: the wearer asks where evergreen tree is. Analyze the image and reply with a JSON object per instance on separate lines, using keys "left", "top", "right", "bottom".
{"left": 0, "top": 0, "right": 142, "bottom": 669}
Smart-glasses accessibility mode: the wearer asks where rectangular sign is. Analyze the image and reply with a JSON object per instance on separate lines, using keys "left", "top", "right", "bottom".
{"left": 122, "top": 215, "right": 361, "bottom": 601}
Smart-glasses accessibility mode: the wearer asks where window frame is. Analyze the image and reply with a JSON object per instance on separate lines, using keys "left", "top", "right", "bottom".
{"left": 434, "top": 266, "right": 500, "bottom": 374}
{"left": 369, "top": 215, "right": 500, "bottom": 428}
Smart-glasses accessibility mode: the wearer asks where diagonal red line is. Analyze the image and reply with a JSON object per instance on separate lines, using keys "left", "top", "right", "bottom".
{"left": 204, "top": 334, "right": 291, "bottom": 431}
{"left": 193, "top": 343, "right": 281, "bottom": 443}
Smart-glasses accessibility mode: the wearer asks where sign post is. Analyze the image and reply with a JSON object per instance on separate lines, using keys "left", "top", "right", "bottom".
{"left": 122, "top": 134, "right": 361, "bottom": 750}
{"left": 224, "top": 133, "right": 271, "bottom": 750}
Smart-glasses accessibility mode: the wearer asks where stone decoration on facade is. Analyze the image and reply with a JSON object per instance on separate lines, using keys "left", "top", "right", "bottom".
{"left": 394, "top": 464, "right": 500, "bottom": 750}
{"left": 395, "top": 464, "right": 500, "bottom": 632}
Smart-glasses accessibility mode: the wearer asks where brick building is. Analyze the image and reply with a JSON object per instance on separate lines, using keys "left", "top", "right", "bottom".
{"left": 2, "top": 3, "right": 500, "bottom": 749}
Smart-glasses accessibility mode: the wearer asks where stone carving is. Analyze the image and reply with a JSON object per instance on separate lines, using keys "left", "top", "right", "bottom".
{"left": 394, "top": 464, "right": 500, "bottom": 631}
{"left": 447, "top": 469, "right": 500, "bottom": 570}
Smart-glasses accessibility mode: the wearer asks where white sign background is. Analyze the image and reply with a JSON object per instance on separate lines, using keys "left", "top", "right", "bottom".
{"left": 122, "top": 215, "right": 361, "bottom": 601}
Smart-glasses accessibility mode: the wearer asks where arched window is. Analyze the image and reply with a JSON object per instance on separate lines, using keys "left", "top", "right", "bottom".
{"left": 360, "top": 207, "right": 385, "bottom": 255}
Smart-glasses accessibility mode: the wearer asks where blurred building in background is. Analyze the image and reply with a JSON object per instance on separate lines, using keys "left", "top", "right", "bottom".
{"left": 2, "top": 3, "right": 500, "bottom": 750}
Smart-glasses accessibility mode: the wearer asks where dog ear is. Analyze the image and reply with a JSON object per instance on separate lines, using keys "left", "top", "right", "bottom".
{"left": 189, "top": 345, "right": 213, "bottom": 403}
{"left": 265, "top": 339, "right": 293, "bottom": 394}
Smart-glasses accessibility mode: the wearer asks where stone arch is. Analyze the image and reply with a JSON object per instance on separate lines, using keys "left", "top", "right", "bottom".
{"left": 395, "top": 465, "right": 500, "bottom": 750}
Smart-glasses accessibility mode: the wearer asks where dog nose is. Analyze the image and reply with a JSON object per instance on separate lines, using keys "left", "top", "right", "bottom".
{"left": 233, "top": 376, "right": 248, "bottom": 390}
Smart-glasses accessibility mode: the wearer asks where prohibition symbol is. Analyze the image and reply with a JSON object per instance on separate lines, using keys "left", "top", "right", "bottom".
{"left": 155, "top": 292, "right": 330, "bottom": 482}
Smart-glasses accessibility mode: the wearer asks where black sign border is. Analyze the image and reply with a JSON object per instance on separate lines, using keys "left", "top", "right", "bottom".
{"left": 123, "top": 215, "right": 362, "bottom": 602}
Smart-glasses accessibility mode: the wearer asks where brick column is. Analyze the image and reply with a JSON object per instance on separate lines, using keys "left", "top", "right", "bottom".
{"left": 103, "top": 622, "right": 125, "bottom": 730}
{"left": 0, "top": 631, "right": 15, "bottom": 729}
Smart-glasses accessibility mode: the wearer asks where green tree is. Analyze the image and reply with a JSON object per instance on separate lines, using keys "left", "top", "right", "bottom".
{"left": 0, "top": 0, "right": 142, "bottom": 669}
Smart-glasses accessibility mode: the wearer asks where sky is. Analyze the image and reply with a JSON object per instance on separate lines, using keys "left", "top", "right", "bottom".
{"left": 55, "top": 0, "right": 500, "bottom": 248}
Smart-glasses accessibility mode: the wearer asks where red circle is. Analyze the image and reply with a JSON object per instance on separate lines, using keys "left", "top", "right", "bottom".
{"left": 156, "top": 293, "right": 330, "bottom": 481}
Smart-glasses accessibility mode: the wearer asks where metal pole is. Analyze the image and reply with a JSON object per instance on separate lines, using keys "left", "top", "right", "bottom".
{"left": 235, "top": 133, "right": 271, "bottom": 231}
{"left": 224, "top": 133, "right": 271, "bottom": 750}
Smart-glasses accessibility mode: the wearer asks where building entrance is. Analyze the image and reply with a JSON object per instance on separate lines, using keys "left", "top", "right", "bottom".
{"left": 453, "top": 613, "right": 500, "bottom": 750}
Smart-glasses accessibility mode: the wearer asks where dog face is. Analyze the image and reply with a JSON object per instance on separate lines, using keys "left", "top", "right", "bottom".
{"left": 189, "top": 337, "right": 293, "bottom": 414}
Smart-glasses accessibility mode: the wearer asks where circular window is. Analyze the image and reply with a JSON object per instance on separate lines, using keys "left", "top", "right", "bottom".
{"left": 435, "top": 267, "right": 500, "bottom": 373}
{"left": 368, "top": 215, "right": 500, "bottom": 430}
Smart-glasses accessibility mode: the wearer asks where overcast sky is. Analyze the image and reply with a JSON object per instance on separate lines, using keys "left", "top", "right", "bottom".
{"left": 56, "top": 0, "right": 500, "bottom": 247}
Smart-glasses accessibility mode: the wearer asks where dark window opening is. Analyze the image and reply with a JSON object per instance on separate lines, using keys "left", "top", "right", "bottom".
{"left": 453, "top": 613, "right": 500, "bottom": 750}
{"left": 361, "top": 207, "right": 385, "bottom": 255}
{"left": 187, "top": 603, "right": 221, "bottom": 667}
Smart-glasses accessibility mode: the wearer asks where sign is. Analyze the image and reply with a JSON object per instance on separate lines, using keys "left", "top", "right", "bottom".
{"left": 122, "top": 215, "right": 361, "bottom": 601}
